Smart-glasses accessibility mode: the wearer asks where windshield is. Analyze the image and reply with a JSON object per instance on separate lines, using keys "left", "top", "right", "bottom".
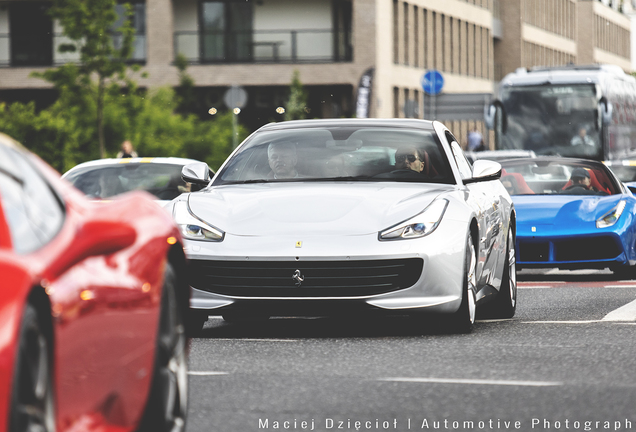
{"left": 500, "top": 84, "right": 602, "bottom": 160}
{"left": 213, "top": 126, "right": 455, "bottom": 185}
{"left": 65, "top": 163, "right": 192, "bottom": 200}
{"left": 499, "top": 159, "right": 619, "bottom": 196}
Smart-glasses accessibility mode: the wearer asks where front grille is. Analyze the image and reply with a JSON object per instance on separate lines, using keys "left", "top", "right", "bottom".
{"left": 519, "top": 241, "right": 549, "bottom": 262}
{"left": 189, "top": 258, "right": 424, "bottom": 297}
{"left": 518, "top": 235, "right": 621, "bottom": 262}
{"left": 554, "top": 236, "right": 621, "bottom": 261}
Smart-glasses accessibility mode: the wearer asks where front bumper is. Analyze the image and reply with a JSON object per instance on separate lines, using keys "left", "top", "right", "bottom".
{"left": 186, "top": 219, "right": 469, "bottom": 316}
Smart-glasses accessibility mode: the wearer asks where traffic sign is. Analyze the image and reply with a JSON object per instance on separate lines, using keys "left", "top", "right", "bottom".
{"left": 224, "top": 85, "right": 248, "bottom": 109}
{"left": 421, "top": 70, "right": 444, "bottom": 95}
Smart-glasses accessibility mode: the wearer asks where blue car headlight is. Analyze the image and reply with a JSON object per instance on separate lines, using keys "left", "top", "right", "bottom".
{"left": 596, "top": 200, "right": 626, "bottom": 229}
{"left": 379, "top": 199, "right": 449, "bottom": 240}
{"left": 173, "top": 201, "right": 225, "bottom": 241}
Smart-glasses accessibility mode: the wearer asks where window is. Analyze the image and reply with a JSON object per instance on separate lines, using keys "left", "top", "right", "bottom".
{"left": 450, "top": 140, "right": 472, "bottom": 180}
{"left": 114, "top": 1, "right": 147, "bottom": 61}
{"left": 201, "top": 0, "right": 253, "bottom": 62}
{"left": 9, "top": 2, "right": 53, "bottom": 66}
{"left": 0, "top": 147, "right": 65, "bottom": 254}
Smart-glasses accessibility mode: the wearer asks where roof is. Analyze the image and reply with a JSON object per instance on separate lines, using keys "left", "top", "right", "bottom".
{"left": 62, "top": 157, "right": 204, "bottom": 176}
{"left": 500, "top": 64, "right": 635, "bottom": 88}
{"left": 257, "top": 118, "right": 437, "bottom": 132}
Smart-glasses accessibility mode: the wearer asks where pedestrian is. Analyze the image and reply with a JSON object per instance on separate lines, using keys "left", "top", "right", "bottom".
{"left": 117, "top": 140, "right": 138, "bottom": 158}
{"left": 467, "top": 127, "right": 485, "bottom": 152}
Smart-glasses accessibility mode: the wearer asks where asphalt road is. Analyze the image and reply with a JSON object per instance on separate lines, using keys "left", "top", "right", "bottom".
{"left": 185, "top": 269, "right": 636, "bottom": 432}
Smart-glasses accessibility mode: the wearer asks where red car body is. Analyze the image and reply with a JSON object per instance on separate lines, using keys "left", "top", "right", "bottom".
{"left": 0, "top": 134, "right": 189, "bottom": 432}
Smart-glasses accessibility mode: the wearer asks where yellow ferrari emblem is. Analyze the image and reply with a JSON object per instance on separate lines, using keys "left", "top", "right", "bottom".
{"left": 295, "top": 241, "right": 302, "bottom": 248}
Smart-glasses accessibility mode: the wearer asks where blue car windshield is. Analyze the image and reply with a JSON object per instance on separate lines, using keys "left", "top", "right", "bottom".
{"left": 213, "top": 127, "right": 455, "bottom": 185}
{"left": 499, "top": 159, "right": 620, "bottom": 196}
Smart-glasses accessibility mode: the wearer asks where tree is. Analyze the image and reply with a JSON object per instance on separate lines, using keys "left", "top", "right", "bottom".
{"left": 33, "top": 0, "right": 136, "bottom": 158}
{"left": 284, "top": 70, "right": 308, "bottom": 121}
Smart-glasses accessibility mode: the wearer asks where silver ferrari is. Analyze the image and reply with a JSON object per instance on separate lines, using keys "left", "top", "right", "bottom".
{"left": 169, "top": 119, "right": 516, "bottom": 333}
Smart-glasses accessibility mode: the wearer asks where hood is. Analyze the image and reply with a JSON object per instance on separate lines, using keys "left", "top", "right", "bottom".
{"left": 187, "top": 182, "right": 453, "bottom": 236}
{"left": 513, "top": 194, "right": 625, "bottom": 228}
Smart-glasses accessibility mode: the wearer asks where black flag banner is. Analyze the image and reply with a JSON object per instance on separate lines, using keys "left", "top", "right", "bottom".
{"left": 355, "top": 67, "right": 374, "bottom": 119}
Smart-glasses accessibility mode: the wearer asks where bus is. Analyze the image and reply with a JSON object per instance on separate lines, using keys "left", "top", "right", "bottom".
{"left": 484, "top": 64, "right": 636, "bottom": 161}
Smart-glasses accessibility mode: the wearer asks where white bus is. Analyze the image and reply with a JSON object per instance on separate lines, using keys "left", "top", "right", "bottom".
{"left": 485, "top": 64, "right": 636, "bottom": 161}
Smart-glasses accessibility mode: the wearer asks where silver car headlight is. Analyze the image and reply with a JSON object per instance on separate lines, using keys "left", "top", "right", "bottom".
{"left": 173, "top": 201, "right": 225, "bottom": 241}
{"left": 596, "top": 200, "right": 626, "bottom": 229}
{"left": 379, "top": 199, "right": 449, "bottom": 240}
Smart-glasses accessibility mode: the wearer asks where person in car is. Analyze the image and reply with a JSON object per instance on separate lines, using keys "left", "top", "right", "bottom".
{"left": 561, "top": 167, "right": 606, "bottom": 195}
{"left": 395, "top": 146, "right": 425, "bottom": 174}
{"left": 267, "top": 141, "right": 300, "bottom": 179}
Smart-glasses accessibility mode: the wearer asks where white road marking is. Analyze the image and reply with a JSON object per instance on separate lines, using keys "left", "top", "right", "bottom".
{"left": 602, "top": 298, "right": 636, "bottom": 322}
{"left": 518, "top": 285, "right": 553, "bottom": 289}
{"left": 378, "top": 377, "right": 562, "bottom": 387}
{"left": 522, "top": 320, "right": 600, "bottom": 324}
{"left": 188, "top": 371, "right": 229, "bottom": 376}
{"left": 211, "top": 338, "right": 300, "bottom": 342}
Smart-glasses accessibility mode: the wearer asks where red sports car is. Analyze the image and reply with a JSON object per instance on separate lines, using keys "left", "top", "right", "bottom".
{"left": 0, "top": 133, "right": 189, "bottom": 432}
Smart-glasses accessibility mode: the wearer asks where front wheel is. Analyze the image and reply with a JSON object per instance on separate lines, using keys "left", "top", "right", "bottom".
{"left": 447, "top": 234, "right": 477, "bottom": 334}
{"left": 137, "top": 264, "right": 188, "bottom": 432}
{"left": 9, "top": 303, "right": 55, "bottom": 432}
{"left": 485, "top": 226, "right": 517, "bottom": 318}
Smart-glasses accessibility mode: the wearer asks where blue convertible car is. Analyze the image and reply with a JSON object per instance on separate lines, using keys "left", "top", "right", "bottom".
{"left": 498, "top": 157, "right": 636, "bottom": 274}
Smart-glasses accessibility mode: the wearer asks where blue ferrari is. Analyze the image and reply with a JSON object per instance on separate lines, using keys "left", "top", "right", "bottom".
{"left": 498, "top": 157, "right": 636, "bottom": 274}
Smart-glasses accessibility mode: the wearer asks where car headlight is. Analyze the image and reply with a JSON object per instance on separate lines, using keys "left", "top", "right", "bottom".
{"left": 597, "top": 200, "right": 626, "bottom": 229}
{"left": 379, "top": 199, "right": 449, "bottom": 240}
{"left": 173, "top": 201, "right": 224, "bottom": 241}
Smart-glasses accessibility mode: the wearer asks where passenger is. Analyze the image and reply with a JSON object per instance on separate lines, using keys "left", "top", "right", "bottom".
{"left": 394, "top": 146, "right": 424, "bottom": 174}
{"left": 268, "top": 141, "right": 299, "bottom": 179}
{"left": 373, "top": 146, "right": 427, "bottom": 180}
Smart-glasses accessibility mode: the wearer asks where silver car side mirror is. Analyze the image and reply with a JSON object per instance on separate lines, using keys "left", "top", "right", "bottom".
{"left": 182, "top": 162, "right": 211, "bottom": 185}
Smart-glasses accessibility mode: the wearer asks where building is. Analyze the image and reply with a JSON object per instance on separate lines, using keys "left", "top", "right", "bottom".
{"left": 0, "top": 0, "right": 632, "bottom": 146}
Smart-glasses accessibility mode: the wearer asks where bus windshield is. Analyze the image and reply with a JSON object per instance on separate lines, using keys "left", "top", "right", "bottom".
{"left": 500, "top": 84, "right": 601, "bottom": 160}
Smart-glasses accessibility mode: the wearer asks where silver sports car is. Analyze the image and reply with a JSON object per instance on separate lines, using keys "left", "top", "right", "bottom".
{"left": 169, "top": 119, "right": 516, "bottom": 333}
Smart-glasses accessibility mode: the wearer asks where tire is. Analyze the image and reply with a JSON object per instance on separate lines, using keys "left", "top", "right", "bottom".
{"left": 448, "top": 234, "right": 477, "bottom": 334}
{"left": 485, "top": 226, "right": 517, "bottom": 318}
{"left": 9, "top": 303, "right": 55, "bottom": 432}
{"left": 137, "top": 264, "right": 188, "bottom": 432}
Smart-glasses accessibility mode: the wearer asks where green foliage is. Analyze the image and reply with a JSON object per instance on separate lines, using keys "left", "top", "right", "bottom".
{"left": 0, "top": 88, "right": 248, "bottom": 173}
{"left": 31, "top": 0, "right": 136, "bottom": 158}
{"left": 284, "top": 70, "right": 308, "bottom": 121}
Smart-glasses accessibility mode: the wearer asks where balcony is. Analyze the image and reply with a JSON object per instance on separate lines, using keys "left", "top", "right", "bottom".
{"left": 174, "top": 29, "right": 352, "bottom": 64}
{"left": 0, "top": 33, "right": 146, "bottom": 68}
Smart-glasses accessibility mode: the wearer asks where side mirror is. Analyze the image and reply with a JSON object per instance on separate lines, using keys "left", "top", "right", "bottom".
{"left": 46, "top": 220, "right": 136, "bottom": 279}
{"left": 627, "top": 185, "right": 636, "bottom": 195}
{"left": 182, "top": 162, "right": 211, "bottom": 185}
{"left": 464, "top": 160, "right": 502, "bottom": 184}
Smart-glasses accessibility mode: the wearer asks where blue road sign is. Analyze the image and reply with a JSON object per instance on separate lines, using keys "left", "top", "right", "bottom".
{"left": 421, "top": 70, "right": 444, "bottom": 95}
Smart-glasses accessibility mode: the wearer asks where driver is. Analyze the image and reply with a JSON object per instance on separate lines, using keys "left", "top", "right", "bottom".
{"left": 268, "top": 141, "right": 299, "bottom": 179}
{"left": 561, "top": 167, "right": 605, "bottom": 195}
{"left": 570, "top": 127, "right": 594, "bottom": 147}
